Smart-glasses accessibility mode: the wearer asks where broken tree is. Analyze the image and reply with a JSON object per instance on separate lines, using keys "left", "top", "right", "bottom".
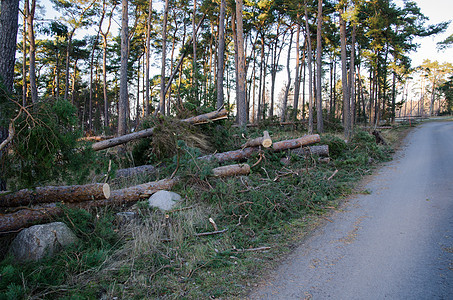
{"left": 91, "top": 108, "right": 228, "bottom": 151}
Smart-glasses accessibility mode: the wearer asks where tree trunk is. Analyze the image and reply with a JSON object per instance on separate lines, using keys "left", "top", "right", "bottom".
{"left": 0, "top": 183, "right": 110, "bottom": 207}
{"left": 304, "top": 1, "right": 314, "bottom": 134}
{"left": 316, "top": 0, "right": 324, "bottom": 133}
{"left": 118, "top": 0, "right": 129, "bottom": 135}
{"left": 145, "top": 0, "right": 152, "bottom": 116}
{"left": 281, "top": 28, "right": 293, "bottom": 122}
{"left": 339, "top": 14, "right": 350, "bottom": 138}
{"left": 0, "top": 0, "right": 20, "bottom": 191}
{"left": 159, "top": 0, "right": 169, "bottom": 115}
{"left": 348, "top": 23, "right": 356, "bottom": 134}
{"left": 293, "top": 21, "right": 301, "bottom": 121}
{"left": 235, "top": 0, "right": 247, "bottom": 126}
{"left": 22, "top": 1, "right": 27, "bottom": 105}
{"left": 27, "top": 0, "right": 38, "bottom": 104}
{"left": 216, "top": 0, "right": 226, "bottom": 109}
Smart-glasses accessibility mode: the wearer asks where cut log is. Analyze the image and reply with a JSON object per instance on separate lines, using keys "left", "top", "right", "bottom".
{"left": 291, "top": 145, "right": 329, "bottom": 157}
{"left": 91, "top": 109, "right": 228, "bottom": 151}
{"left": 241, "top": 131, "right": 272, "bottom": 148}
{"left": 115, "top": 165, "right": 157, "bottom": 179}
{"left": 0, "top": 183, "right": 110, "bottom": 208}
{"left": 212, "top": 164, "right": 250, "bottom": 177}
{"left": 272, "top": 134, "right": 321, "bottom": 151}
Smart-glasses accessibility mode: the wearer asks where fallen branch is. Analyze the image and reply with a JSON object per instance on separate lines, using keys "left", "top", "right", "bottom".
{"left": 327, "top": 169, "right": 338, "bottom": 181}
{"left": 194, "top": 228, "right": 228, "bottom": 237}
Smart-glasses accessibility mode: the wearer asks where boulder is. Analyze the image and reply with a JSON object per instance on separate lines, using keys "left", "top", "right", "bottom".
{"left": 9, "top": 222, "right": 78, "bottom": 262}
{"left": 148, "top": 190, "right": 181, "bottom": 211}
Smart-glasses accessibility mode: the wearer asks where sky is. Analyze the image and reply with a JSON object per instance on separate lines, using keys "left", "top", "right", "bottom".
{"left": 41, "top": 0, "right": 453, "bottom": 67}
{"left": 397, "top": 0, "right": 453, "bottom": 67}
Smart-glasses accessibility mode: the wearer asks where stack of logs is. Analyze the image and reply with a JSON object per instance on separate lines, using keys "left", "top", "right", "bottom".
{"left": 0, "top": 110, "right": 329, "bottom": 233}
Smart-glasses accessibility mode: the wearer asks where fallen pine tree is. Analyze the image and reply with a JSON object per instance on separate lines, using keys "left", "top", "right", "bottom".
{"left": 91, "top": 108, "right": 228, "bottom": 151}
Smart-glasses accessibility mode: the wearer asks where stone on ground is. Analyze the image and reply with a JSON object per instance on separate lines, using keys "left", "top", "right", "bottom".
{"left": 148, "top": 190, "right": 181, "bottom": 211}
{"left": 9, "top": 222, "right": 78, "bottom": 262}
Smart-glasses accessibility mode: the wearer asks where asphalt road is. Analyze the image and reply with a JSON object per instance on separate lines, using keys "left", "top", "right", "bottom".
{"left": 250, "top": 120, "right": 453, "bottom": 300}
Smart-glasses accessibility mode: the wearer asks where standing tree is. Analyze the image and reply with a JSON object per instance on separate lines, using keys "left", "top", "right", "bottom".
{"left": 118, "top": 0, "right": 129, "bottom": 135}
{"left": 315, "top": 0, "right": 324, "bottom": 132}
{"left": 216, "top": 0, "right": 226, "bottom": 109}
{"left": 236, "top": 0, "right": 247, "bottom": 126}
{"left": 0, "top": 0, "right": 20, "bottom": 190}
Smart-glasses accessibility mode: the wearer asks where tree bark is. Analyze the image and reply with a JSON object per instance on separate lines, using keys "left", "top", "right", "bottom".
{"left": 304, "top": 1, "right": 314, "bottom": 134}
{"left": 0, "top": 183, "right": 110, "bottom": 207}
{"left": 216, "top": 0, "right": 226, "bottom": 109}
{"left": 159, "top": 0, "right": 169, "bottom": 115}
{"left": 293, "top": 21, "right": 301, "bottom": 121}
{"left": 316, "top": 0, "right": 324, "bottom": 133}
{"left": 235, "top": 0, "right": 247, "bottom": 126}
{"left": 339, "top": 14, "right": 350, "bottom": 138}
{"left": 145, "top": 0, "right": 152, "bottom": 116}
{"left": 281, "top": 28, "right": 293, "bottom": 122}
{"left": 0, "top": 0, "right": 20, "bottom": 191}
{"left": 118, "top": 0, "right": 129, "bottom": 135}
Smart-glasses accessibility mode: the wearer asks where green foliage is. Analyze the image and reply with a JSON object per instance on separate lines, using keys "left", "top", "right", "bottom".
{"left": 5, "top": 100, "right": 103, "bottom": 189}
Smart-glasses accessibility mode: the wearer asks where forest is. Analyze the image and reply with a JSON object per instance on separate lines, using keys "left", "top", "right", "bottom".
{"left": 1, "top": 1, "right": 453, "bottom": 298}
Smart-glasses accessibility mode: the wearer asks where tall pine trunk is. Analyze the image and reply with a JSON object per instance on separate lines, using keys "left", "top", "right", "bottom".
{"left": 315, "top": 0, "right": 323, "bottom": 132}
{"left": 235, "top": 0, "right": 247, "bottom": 126}
{"left": 304, "top": 1, "right": 314, "bottom": 134}
{"left": 216, "top": 0, "right": 226, "bottom": 109}
{"left": 339, "top": 15, "right": 350, "bottom": 138}
{"left": 118, "top": 0, "right": 129, "bottom": 135}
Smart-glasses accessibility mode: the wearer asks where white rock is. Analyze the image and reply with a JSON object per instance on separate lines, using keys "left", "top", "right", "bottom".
{"left": 148, "top": 190, "right": 181, "bottom": 211}
{"left": 9, "top": 222, "right": 78, "bottom": 262}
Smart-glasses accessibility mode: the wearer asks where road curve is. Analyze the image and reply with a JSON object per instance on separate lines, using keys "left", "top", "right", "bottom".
{"left": 250, "top": 120, "right": 453, "bottom": 300}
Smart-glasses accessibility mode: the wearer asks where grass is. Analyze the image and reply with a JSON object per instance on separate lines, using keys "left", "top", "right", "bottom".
{"left": 0, "top": 123, "right": 410, "bottom": 299}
